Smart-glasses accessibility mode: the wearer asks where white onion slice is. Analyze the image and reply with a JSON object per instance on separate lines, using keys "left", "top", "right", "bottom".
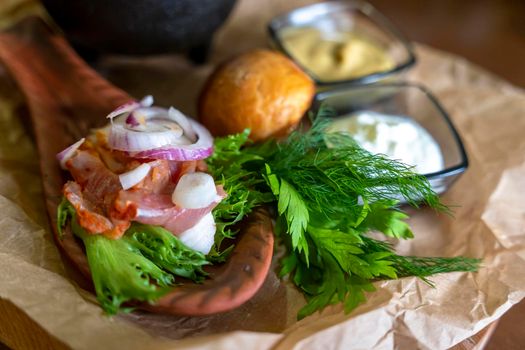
{"left": 172, "top": 172, "right": 218, "bottom": 209}
{"left": 178, "top": 213, "right": 216, "bottom": 254}
{"left": 56, "top": 138, "right": 85, "bottom": 169}
{"left": 119, "top": 163, "right": 151, "bottom": 190}
{"left": 169, "top": 107, "right": 197, "bottom": 142}
{"left": 130, "top": 119, "right": 213, "bottom": 161}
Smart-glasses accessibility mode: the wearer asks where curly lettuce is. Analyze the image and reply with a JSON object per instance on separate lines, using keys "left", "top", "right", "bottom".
{"left": 57, "top": 199, "right": 209, "bottom": 314}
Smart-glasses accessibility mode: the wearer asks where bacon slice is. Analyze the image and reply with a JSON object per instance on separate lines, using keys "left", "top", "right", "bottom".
{"left": 130, "top": 159, "right": 205, "bottom": 194}
{"left": 66, "top": 149, "right": 122, "bottom": 210}
{"left": 63, "top": 181, "right": 113, "bottom": 233}
{"left": 63, "top": 147, "right": 224, "bottom": 239}
{"left": 64, "top": 149, "right": 131, "bottom": 238}
{"left": 131, "top": 160, "right": 178, "bottom": 194}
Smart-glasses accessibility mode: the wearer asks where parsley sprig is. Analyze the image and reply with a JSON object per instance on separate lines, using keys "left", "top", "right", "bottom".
{"left": 207, "top": 111, "right": 479, "bottom": 319}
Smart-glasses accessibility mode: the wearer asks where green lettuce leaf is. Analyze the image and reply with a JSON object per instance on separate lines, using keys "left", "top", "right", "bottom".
{"left": 58, "top": 200, "right": 209, "bottom": 314}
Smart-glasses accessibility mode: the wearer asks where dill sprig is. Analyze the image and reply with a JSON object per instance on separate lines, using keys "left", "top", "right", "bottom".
{"left": 206, "top": 108, "right": 480, "bottom": 319}
{"left": 258, "top": 116, "right": 445, "bottom": 212}
{"left": 360, "top": 236, "right": 480, "bottom": 279}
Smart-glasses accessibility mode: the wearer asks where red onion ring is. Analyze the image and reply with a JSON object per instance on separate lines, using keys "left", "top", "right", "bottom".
{"left": 109, "top": 124, "right": 184, "bottom": 152}
{"left": 169, "top": 107, "right": 197, "bottom": 142}
{"left": 106, "top": 101, "right": 140, "bottom": 121}
{"left": 125, "top": 113, "right": 140, "bottom": 127}
{"left": 105, "top": 95, "right": 154, "bottom": 121}
{"left": 130, "top": 119, "right": 213, "bottom": 161}
{"left": 109, "top": 107, "right": 184, "bottom": 152}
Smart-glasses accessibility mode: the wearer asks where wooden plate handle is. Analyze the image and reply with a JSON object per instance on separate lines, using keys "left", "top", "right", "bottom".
{"left": 0, "top": 16, "right": 130, "bottom": 118}
{"left": 0, "top": 16, "right": 131, "bottom": 224}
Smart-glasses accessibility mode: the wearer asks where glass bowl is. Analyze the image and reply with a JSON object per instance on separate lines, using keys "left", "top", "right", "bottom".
{"left": 311, "top": 82, "right": 469, "bottom": 195}
{"left": 268, "top": 0, "right": 416, "bottom": 86}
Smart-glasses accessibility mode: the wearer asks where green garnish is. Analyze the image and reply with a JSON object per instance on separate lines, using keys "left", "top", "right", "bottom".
{"left": 57, "top": 200, "right": 209, "bottom": 314}
{"left": 205, "top": 130, "right": 274, "bottom": 262}
{"left": 206, "top": 110, "right": 480, "bottom": 319}
{"left": 124, "top": 223, "right": 209, "bottom": 282}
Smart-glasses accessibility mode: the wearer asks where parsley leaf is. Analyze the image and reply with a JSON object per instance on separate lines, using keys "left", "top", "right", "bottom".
{"left": 358, "top": 199, "right": 414, "bottom": 239}
{"left": 265, "top": 165, "right": 309, "bottom": 260}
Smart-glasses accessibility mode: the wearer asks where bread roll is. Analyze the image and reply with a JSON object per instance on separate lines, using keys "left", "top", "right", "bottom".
{"left": 198, "top": 49, "right": 315, "bottom": 141}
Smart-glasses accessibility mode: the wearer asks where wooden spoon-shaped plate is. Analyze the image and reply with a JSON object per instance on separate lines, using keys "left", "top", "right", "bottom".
{"left": 0, "top": 17, "right": 274, "bottom": 315}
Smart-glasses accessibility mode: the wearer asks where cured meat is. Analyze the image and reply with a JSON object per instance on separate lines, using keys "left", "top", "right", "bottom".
{"left": 64, "top": 149, "right": 131, "bottom": 238}
{"left": 63, "top": 181, "right": 113, "bottom": 233}
{"left": 132, "top": 160, "right": 179, "bottom": 194}
{"left": 63, "top": 147, "right": 224, "bottom": 239}
{"left": 65, "top": 149, "right": 122, "bottom": 211}
{"left": 113, "top": 186, "right": 226, "bottom": 236}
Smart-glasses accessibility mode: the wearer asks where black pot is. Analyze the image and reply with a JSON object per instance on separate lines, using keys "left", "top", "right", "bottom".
{"left": 41, "top": 0, "right": 237, "bottom": 63}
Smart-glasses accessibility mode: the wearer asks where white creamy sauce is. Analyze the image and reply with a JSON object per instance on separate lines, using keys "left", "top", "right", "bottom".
{"left": 328, "top": 111, "right": 444, "bottom": 174}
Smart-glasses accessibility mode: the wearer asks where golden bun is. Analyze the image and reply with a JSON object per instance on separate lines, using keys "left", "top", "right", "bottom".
{"left": 198, "top": 49, "right": 315, "bottom": 141}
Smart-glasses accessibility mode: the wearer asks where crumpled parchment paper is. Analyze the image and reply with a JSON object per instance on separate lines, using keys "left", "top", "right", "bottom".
{"left": 1, "top": 0, "right": 525, "bottom": 349}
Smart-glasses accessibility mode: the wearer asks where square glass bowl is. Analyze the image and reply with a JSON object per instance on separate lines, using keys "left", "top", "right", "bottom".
{"left": 312, "top": 83, "right": 469, "bottom": 195}
{"left": 268, "top": 0, "right": 416, "bottom": 86}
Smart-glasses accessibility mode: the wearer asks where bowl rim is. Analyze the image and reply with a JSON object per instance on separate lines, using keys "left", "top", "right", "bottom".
{"left": 312, "top": 81, "right": 469, "bottom": 180}
{"left": 267, "top": 0, "right": 417, "bottom": 86}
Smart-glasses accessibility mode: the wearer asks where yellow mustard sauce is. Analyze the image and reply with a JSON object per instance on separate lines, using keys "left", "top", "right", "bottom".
{"left": 280, "top": 26, "right": 394, "bottom": 81}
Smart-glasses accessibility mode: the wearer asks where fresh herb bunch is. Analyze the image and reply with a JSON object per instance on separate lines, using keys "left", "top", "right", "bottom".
{"left": 206, "top": 110, "right": 480, "bottom": 319}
